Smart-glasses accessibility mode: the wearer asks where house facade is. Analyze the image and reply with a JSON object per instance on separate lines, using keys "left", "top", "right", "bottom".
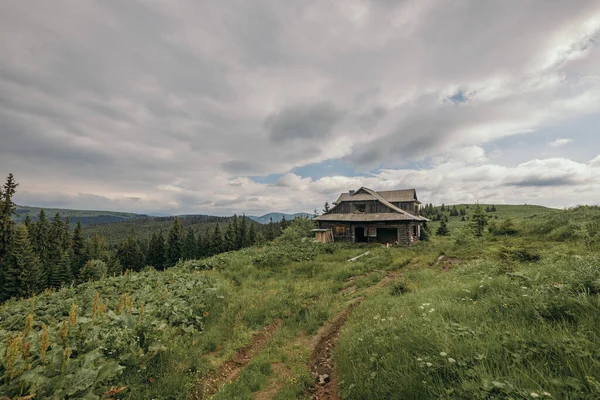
{"left": 314, "top": 187, "right": 428, "bottom": 245}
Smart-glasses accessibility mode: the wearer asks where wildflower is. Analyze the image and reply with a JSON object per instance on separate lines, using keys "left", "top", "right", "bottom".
{"left": 429, "top": 308, "right": 435, "bottom": 313}
{"left": 521, "top": 287, "right": 528, "bottom": 290}
{"left": 447, "top": 358, "right": 456, "bottom": 363}
{"left": 203, "top": 311, "right": 209, "bottom": 317}
{"left": 440, "top": 352, "right": 447, "bottom": 357}
{"left": 531, "top": 393, "right": 540, "bottom": 398}
{"left": 422, "top": 303, "right": 431, "bottom": 306}
{"left": 426, "top": 362, "right": 433, "bottom": 367}
{"left": 479, "top": 285, "right": 484, "bottom": 288}
{"left": 419, "top": 306, "right": 425, "bottom": 310}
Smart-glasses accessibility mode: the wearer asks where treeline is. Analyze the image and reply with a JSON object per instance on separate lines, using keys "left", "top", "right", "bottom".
{"left": 0, "top": 174, "right": 300, "bottom": 302}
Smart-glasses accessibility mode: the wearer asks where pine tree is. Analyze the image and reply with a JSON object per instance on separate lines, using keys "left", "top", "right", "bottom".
{"left": 224, "top": 220, "right": 237, "bottom": 252}
{"left": 147, "top": 230, "right": 166, "bottom": 269}
{"left": 79, "top": 259, "right": 107, "bottom": 282}
{"left": 266, "top": 217, "right": 275, "bottom": 241}
{"left": 440, "top": 203, "right": 445, "bottom": 212}
{"left": 106, "top": 254, "right": 122, "bottom": 276}
{"left": 323, "top": 201, "right": 331, "bottom": 214}
{"left": 280, "top": 215, "right": 288, "bottom": 231}
{"left": 166, "top": 217, "right": 184, "bottom": 266}
{"left": 51, "top": 250, "right": 74, "bottom": 288}
{"left": 210, "top": 222, "right": 225, "bottom": 255}
{"left": 46, "top": 213, "right": 65, "bottom": 284}
{"left": 87, "top": 233, "right": 108, "bottom": 260}
{"left": 2, "top": 225, "right": 44, "bottom": 299}
{"left": 71, "top": 222, "right": 87, "bottom": 277}
{"left": 23, "top": 214, "right": 33, "bottom": 233}
{"left": 238, "top": 215, "right": 247, "bottom": 248}
{"left": 491, "top": 205, "right": 497, "bottom": 212}
{"left": 117, "top": 229, "right": 144, "bottom": 271}
{"left": 0, "top": 173, "right": 18, "bottom": 258}
{"left": 182, "top": 227, "right": 196, "bottom": 260}
{"left": 247, "top": 223, "right": 256, "bottom": 247}
{"left": 196, "top": 230, "right": 207, "bottom": 258}
{"left": 436, "top": 219, "right": 450, "bottom": 236}
{"left": 471, "top": 203, "right": 488, "bottom": 237}
{"left": 62, "top": 217, "right": 72, "bottom": 251}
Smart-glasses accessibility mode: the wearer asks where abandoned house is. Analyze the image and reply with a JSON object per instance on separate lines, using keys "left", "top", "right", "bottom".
{"left": 313, "top": 187, "right": 428, "bottom": 245}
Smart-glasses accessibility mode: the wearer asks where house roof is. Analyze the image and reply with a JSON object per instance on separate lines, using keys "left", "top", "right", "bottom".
{"left": 315, "top": 213, "right": 422, "bottom": 222}
{"left": 316, "top": 187, "right": 428, "bottom": 222}
{"left": 334, "top": 188, "right": 418, "bottom": 204}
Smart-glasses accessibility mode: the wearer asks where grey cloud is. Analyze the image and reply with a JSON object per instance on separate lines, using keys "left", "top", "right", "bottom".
{"left": 506, "top": 177, "right": 580, "bottom": 187}
{"left": 265, "top": 102, "right": 344, "bottom": 143}
{"left": 221, "top": 161, "right": 266, "bottom": 175}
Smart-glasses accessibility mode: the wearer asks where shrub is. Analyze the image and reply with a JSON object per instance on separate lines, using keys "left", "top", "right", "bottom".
{"left": 79, "top": 259, "right": 107, "bottom": 282}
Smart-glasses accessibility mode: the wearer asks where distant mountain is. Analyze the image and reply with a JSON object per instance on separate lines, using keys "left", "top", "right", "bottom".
{"left": 14, "top": 205, "right": 147, "bottom": 226}
{"left": 248, "top": 212, "right": 312, "bottom": 224}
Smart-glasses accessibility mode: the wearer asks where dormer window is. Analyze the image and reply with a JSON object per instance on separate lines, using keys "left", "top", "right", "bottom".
{"left": 353, "top": 203, "right": 366, "bottom": 213}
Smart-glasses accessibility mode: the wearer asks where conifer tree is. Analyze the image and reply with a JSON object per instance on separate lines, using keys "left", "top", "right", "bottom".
{"left": 471, "top": 203, "right": 488, "bottom": 237}
{"left": 62, "top": 217, "right": 72, "bottom": 251}
{"left": 323, "top": 201, "right": 330, "bottom": 214}
{"left": 436, "top": 219, "right": 450, "bottom": 236}
{"left": 266, "top": 217, "right": 275, "bottom": 241}
{"left": 147, "top": 230, "right": 166, "bottom": 269}
{"left": 491, "top": 205, "right": 497, "bottom": 212}
{"left": 255, "top": 230, "right": 265, "bottom": 246}
{"left": 51, "top": 250, "right": 74, "bottom": 288}
{"left": 210, "top": 222, "right": 225, "bottom": 255}
{"left": 196, "top": 230, "right": 206, "bottom": 258}
{"left": 71, "top": 222, "right": 87, "bottom": 277}
{"left": 247, "top": 223, "right": 256, "bottom": 247}
{"left": 182, "top": 227, "right": 197, "bottom": 260}
{"left": 238, "top": 215, "right": 247, "bottom": 248}
{"left": 79, "top": 259, "right": 107, "bottom": 282}
{"left": 166, "top": 217, "right": 185, "bottom": 266}
{"left": 2, "top": 225, "right": 44, "bottom": 299}
{"left": 106, "top": 254, "right": 122, "bottom": 276}
{"left": 87, "top": 233, "right": 108, "bottom": 261}
{"left": 224, "top": 220, "right": 237, "bottom": 252}
{"left": 0, "top": 173, "right": 18, "bottom": 259}
{"left": 117, "top": 229, "right": 144, "bottom": 271}
{"left": 23, "top": 214, "right": 33, "bottom": 233}
{"left": 280, "top": 215, "right": 288, "bottom": 231}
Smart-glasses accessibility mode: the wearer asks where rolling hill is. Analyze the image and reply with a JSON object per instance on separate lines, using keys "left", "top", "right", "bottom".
{"left": 248, "top": 212, "right": 312, "bottom": 224}
{"left": 14, "top": 205, "right": 146, "bottom": 226}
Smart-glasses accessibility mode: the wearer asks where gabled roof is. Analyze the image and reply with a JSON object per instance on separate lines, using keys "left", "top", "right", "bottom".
{"left": 334, "top": 188, "right": 418, "bottom": 204}
{"left": 316, "top": 187, "right": 428, "bottom": 222}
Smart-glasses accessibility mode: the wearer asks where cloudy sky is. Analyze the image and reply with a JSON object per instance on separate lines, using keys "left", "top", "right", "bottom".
{"left": 1, "top": 1, "right": 600, "bottom": 216}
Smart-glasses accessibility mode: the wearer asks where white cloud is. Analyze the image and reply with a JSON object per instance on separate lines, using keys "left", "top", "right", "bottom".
{"left": 548, "top": 138, "right": 574, "bottom": 147}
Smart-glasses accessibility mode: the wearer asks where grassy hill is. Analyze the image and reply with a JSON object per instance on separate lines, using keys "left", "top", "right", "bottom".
{"left": 15, "top": 205, "right": 146, "bottom": 226}
{"left": 1, "top": 205, "right": 599, "bottom": 399}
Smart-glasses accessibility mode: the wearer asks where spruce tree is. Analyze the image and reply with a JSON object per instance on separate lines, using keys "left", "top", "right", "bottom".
{"left": 46, "top": 213, "right": 65, "bottom": 284}
{"left": 106, "top": 254, "right": 122, "bottom": 276}
{"left": 51, "top": 250, "right": 74, "bottom": 288}
{"left": 323, "top": 201, "right": 330, "bottom": 214}
{"left": 238, "top": 215, "right": 247, "bottom": 248}
{"left": 33, "top": 209, "right": 50, "bottom": 274}
{"left": 166, "top": 217, "right": 184, "bottom": 266}
{"left": 117, "top": 229, "right": 144, "bottom": 271}
{"left": 71, "top": 222, "right": 87, "bottom": 277}
{"left": 210, "top": 222, "right": 225, "bottom": 255}
{"left": 23, "top": 214, "right": 33, "bottom": 233}
{"left": 224, "top": 220, "right": 237, "bottom": 252}
{"left": 436, "top": 219, "right": 450, "bottom": 236}
{"left": 62, "top": 217, "right": 72, "bottom": 251}
{"left": 88, "top": 233, "right": 108, "bottom": 260}
{"left": 247, "top": 223, "right": 256, "bottom": 247}
{"left": 471, "top": 203, "right": 488, "bottom": 237}
{"left": 182, "top": 227, "right": 196, "bottom": 260}
{"left": 0, "top": 173, "right": 18, "bottom": 258}
{"left": 2, "top": 225, "right": 44, "bottom": 299}
{"left": 147, "top": 230, "right": 166, "bottom": 269}
{"left": 196, "top": 230, "right": 206, "bottom": 258}
{"left": 266, "top": 217, "right": 275, "bottom": 241}
{"left": 280, "top": 215, "right": 288, "bottom": 231}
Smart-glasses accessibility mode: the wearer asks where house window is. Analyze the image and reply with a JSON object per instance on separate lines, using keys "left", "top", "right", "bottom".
{"left": 335, "top": 226, "right": 345, "bottom": 236}
{"left": 353, "top": 203, "right": 366, "bottom": 213}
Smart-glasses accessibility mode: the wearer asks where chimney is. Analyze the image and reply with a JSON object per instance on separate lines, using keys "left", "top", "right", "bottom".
{"left": 349, "top": 190, "right": 356, "bottom": 195}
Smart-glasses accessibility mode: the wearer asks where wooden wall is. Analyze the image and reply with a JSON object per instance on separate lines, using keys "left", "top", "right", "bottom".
{"left": 329, "top": 201, "right": 396, "bottom": 214}
{"left": 317, "top": 221, "right": 423, "bottom": 246}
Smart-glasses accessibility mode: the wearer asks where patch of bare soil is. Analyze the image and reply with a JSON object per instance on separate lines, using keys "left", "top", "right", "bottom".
{"left": 191, "top": 319, "right": 283, "bottom": 400}
{"left": 435, "top": 255, "right": 463, "bottom": 271}
{"left": 306, "top": 297, "right": 363, "bottom": 400}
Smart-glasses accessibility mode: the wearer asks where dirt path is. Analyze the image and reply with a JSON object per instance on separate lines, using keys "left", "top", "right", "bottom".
{"left": 191, "top": 318, "right": 283, "bottom": 399}
{"left": 306, "top": 297, "right": 363, "bottom": 400}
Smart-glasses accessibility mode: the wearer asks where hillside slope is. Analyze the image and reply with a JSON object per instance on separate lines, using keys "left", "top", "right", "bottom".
{"left": 15, "top": 205, "right": 146, "bottom": 226}
{"left": 248, "top": 212, "right": 312, "bottom": 224}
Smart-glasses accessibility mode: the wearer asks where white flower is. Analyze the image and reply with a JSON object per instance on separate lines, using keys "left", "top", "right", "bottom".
{"left": 531, "top": 393, "right": 540, "bottom": 398}
{"left": 429, "top": 308, "right": 435, "bottom": 313}
{"left": 419, "top": 306, "right": 425, "bottom": 310}
{"left": 426, "top": 362, "right": 433, "bottom": 367}
{"left": 479, "top": 285, "right": 484, "bottom": 288}
{"left": 440, "top": 352, "right": 447, "bottom": 357}
{"left": 447, "top": 358, "right": 456, "bottom": 363}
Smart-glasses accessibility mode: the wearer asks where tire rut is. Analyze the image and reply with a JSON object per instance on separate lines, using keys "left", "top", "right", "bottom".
{"left": 191, "top": 318, "right": 283, "bottom": 399}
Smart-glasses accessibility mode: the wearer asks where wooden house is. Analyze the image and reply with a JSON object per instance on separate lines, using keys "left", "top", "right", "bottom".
{"left": 314, "top": 187, "right": 428, "bottom": 245}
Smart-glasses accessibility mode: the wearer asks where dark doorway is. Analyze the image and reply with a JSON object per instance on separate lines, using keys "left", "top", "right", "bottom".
{"left": 376, "top": 228, "right": 398, "bottom": 244}
{"left": 355, "top": 227, "right": 367, "bottom": 243}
